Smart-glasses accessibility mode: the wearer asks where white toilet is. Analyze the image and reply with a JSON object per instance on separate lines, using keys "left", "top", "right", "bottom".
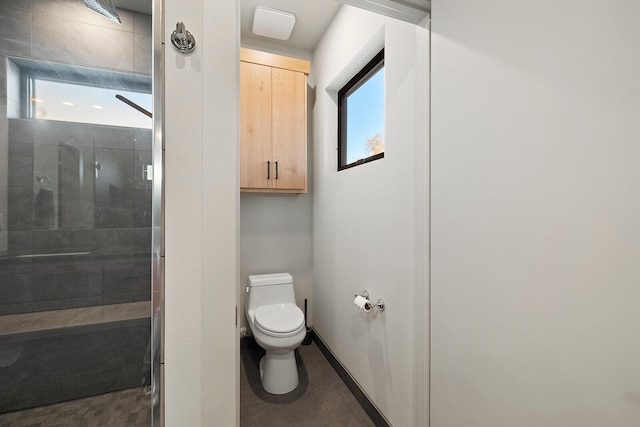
{"left": 245, "top": 273, "right": 306, "bottom": 394}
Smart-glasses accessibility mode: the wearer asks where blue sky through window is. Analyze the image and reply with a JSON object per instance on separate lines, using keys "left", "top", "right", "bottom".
{"left": 346, "top": 67, "right": 384, "bottom": 164}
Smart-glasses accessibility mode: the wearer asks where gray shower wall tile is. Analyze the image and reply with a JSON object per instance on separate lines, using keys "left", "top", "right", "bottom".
{"left": 132, "top": 255, "right": 151, "bottom": 270}
{"left": 102, "top": 257, "right": 133, "bottom": 276}
{"left": 95, "top": 148, "right": 135, "bottom": 189}
{"left": 0, "top": 254, "right": 151, "bottom": 316}
{"left": 0, "top": 0, "right": 32, "bottom": 12}
{"left": 103, "top": 261, "right": 149, "bottom": 297}
{"left": 95, "top": 208, "right": 134, "bottom": 229}
{"left": 33, "top": 120, "right": 94, "bottom": 148}
{"left": 133, "top": 12, "right": 152, "bottom": 36}
{"left": 31, "top": 296, "right": 103, "bottom": 312}
{"left": 0, "top": 143, "right": 7, "bottom": 182}
{"left": 71, "top": 229, "right": 135, "bottom": 254}
{"left": 0, "top": 8, "right": 32, "bottom": 58}
{"left": 133, "top": 189, "right": 151, "bottom": 227}
{"left": 8, "top": 186, "right": 33, "bottom": 230}
{"left": 93, "top": 125, "right": 136, "bottom": 150}
{"left": 0, "top": 273, "right": 33, "bottom": 313}
{"left": 7, "top": 186, "right": 30, "bottom": 233}
{"left": 25, "top": 258, "right": 102, "bottom": 275}
{"left": 8, "top": 119, "right": 34, "bottom": 145}
{"left": 0, "top": 184, "right": 8, "bottom": 220}
{"left": 0, "top": 318, "right": 150, "bottom": 412}
{"left": 8, "top": 231, "right": 33, "bottom": 252}
{"left": 134, "top": 34, "right": 152, "bottom": 76}
{"left": 32, "top": 15, "right": 134, "bottom": 73}
{"left": 133, "top": 228, "right": 151, "bottom": 253}
{"left": 94, "top": 187, "right": 135, "bottom": 229}
{"left": 0, "top": 302, "right": 33, "bottom": 316}
{"left": 133, "top": 129, "right": 152, "bottom": 151}
{"left": 32, "top": 0, "right": 134, "bottom": 32}
{"left": 0, "top": 272, "right": 31, "bottom": 304}
{"left": 103, "top": 257, "right": 134, "bottom": 271}
{"left": 71, "top": 229, "right": 104, "bottom": 251}
{"left": 57, "top": 202, "right": 95, "bottom": 233}
{"left": 29, "top": 267, "right": 103, "bottom": 301}
{"left": 32, "top": 230, "right": 74, "bottom": 252}
{"left": 103, "top": 292, "right": 148, "bottom": 305}
{"left": 11, "top": 259, "right": 39, "bottom": 275}
{"left": 8, "top": 143, "right": 33, "bottom": 186}
{"left": 94, "top": 228, "right": 134, "bottom": 253}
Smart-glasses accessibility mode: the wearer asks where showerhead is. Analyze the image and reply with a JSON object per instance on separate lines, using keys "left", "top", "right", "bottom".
{"left": 82, "top": 0, "right": 121, "bottom": 24}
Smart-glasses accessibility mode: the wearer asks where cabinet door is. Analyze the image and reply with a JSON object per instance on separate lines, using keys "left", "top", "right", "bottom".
{"left": 271, "top": 68, "right": 306, "bottom": 192}
{"left": 240, "top": 61, "right": 273, "bottom": 189}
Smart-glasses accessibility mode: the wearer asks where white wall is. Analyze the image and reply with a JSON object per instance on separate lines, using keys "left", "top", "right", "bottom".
{"left": 312, "top": 6, "right": 429, "bottom": 426}
{"left": 431, "top": 1, "right": 640, "bottom": 426}
{"left": 239, "top": 193, "right": 313, "bottom": 331}
{"left": 164, "top": 0, "right": 238, "bottom": 425}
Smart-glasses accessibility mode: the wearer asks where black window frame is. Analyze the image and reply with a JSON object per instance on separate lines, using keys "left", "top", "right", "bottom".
{"left": 337, "top": 48, "right": 385, "bottom": 171}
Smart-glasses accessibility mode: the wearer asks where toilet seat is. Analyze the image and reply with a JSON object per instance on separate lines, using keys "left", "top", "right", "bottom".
{"left": 255, "top": 303, "right": 304, "bottom": 337}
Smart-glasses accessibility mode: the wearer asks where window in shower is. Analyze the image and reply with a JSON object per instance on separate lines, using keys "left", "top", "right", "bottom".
{"left": 30, "top": 79, "right": 152, "bottom": 129}
{"left": 7, "top": 57, "right": 152, "bottom": 129}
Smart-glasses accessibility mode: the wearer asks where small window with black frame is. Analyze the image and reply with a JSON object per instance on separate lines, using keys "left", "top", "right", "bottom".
{"left": 338, "top": 49, "right": 385, "bottom": 171}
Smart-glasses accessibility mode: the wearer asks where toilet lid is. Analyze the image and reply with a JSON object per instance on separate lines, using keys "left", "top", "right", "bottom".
{"left": 255, "top": 303, "right": 304, "bottom": 335}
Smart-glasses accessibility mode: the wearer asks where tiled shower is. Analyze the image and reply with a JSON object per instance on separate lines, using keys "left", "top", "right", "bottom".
{"left": 0, "top": 0, "right": 153, "bottom": 416}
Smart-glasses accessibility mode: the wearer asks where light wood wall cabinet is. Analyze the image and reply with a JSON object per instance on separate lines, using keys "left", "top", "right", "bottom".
{"left": 240, "top": 48, "right": 310, "bottom": 193}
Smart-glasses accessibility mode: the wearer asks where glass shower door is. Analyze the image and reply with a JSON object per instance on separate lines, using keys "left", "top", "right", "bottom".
{"left": 0, "top": 0, "right": 156, "bottom": 424}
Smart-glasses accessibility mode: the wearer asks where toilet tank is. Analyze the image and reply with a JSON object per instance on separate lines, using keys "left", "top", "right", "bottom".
{"left": 245, "top": 273, "right": 296, "bottom": 313}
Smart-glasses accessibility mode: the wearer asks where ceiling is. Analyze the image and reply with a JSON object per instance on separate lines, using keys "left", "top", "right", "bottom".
{"left": 240, "top": 0, "right": 342, "bottom": 53}
{"left": 113, "top": 0, "right": 428, "bottom": 53}
{"left": 113, "top": 0, "right": 341, "bottom": 53}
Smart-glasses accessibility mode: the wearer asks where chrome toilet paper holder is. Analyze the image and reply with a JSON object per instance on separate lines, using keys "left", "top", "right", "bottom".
{"left": 354, "top": 290, "right": 385, "bottom": 312}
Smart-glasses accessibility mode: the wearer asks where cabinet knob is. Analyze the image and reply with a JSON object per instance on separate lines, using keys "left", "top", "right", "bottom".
{"left": 267, "top": 161, "right": 270, "bottom": 180}
{"left": 275, "top": 161, "right": 278, "bottom": 180}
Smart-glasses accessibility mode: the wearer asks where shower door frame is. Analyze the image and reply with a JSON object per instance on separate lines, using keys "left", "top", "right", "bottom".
{"left": 151, "top": 0, "right": 164, "bottom": 424}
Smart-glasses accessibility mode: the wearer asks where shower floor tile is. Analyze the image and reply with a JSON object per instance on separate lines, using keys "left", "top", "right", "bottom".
{"left": 0, "top": 387, "right": 150, "bottom": 427}
{"left": 241, "top": 341, "right": 375, "bottom": 427}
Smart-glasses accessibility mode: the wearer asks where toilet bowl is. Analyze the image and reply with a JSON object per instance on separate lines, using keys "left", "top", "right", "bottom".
{"left": 245, "top": 273, "right": 306, "bottom": 394}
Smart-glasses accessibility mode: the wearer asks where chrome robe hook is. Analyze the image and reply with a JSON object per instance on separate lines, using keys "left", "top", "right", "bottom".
{"left": 171, "top": 22, "right": 196, "bottom": 54}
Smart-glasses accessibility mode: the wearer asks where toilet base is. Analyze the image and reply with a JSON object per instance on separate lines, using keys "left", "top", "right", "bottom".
{"left": 259, "top": 351, "right": 299, "bottom": 394}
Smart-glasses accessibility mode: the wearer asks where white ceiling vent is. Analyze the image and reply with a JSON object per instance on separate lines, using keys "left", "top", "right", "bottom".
{"left": 252, "top": 6, "right": 296, "bottom": 41}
